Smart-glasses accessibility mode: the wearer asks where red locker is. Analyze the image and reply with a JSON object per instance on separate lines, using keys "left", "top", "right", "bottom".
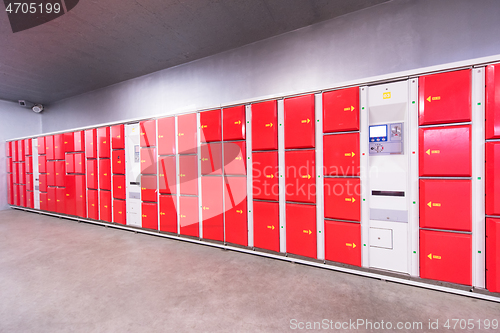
{"left": 324, "top": 220, "right": 361, "bottom": 266}
{"left": 63, "top": 132, "right": 75, "bottom": 153}
{"left": 224, "top": 177, "right": 247, "bottom": 246}
{"left": 179, "top": 196, "right": 199, "bottom": 237}
{"left": 140, "top": 120, "right": 156, "bottom": 147}
{"left": 87, "top": 159, "right": 98, "bottom": 189}
{"left": 159, "top": 194, "right": 177, "bottom": 233}
{"left": 323, "top": 133, "right": 360, "bottom": 176}
{"left": 159, "top": 156, "right": 176, "bottom": 194}
{"left": 98, "top": 127, "right": 110, "bottom": 158}
{"left": 111, "top": 124, "right": 125, "bottom": 149}
{"left": 252, "top": 151, "right": 279, "bottom": 201}
{"left": 53, "top": 134, "right": 65, "bottom": 160}
{"left": 75, "top": 175, "right": 86, "bottom": 218}
{"left": 223, "top": 105, "right": 246, "bottom": 141}
{"left": 420, "top": 230, "right": 471, "bottom": 285}
{"left": 142, "top": 202, "right": 158, "bottom": 230}
{"left": 17, "top": 140, "right": 25, "bottom": 162}
{"left": 26, "top": 156, "right": 33, "bottom": 173}
{"left": 56, "top": 187, "right": 65, "bottom": 214}
{"left": 74, "top": 153, "right": 85, "bottom": 174}
{"left": 158, "top": 117, "right": 176, "bottom": 156}
{"left": 39, "top": 174, "right": 47, "bottom": 192}
{"left": 486, "top": 142, "right": 500, "bottom": 216}
{"left": 85, "top": 129, "right": 97, "bottom": 159}
{"left": 201, "top": 143, "right": 222, "bottom": 175}
{"left": 47, "top": 187, "right": 56, "bottom": 212}
{"left": 46, "top": 136, "right": 55, "bottom": 160}
{"left": 486, "top": 64, "right": 500, "bottom": 139}
{"left": 252, "top": 100, "right": 278, "bottom": 151}
{"left": 12, "top": 161, "right": 18, "bottom": 184}
{"left": 100, "top": 190, "right": 112, "bottom": 222}
{"left": 12, "top": 141, "right": 18, "bottom": 162}
{"left": 38, "top": 136, "right": 46, "bottom": 155}
{"left": 87, "top": 189, "right": 99, "bottom": 220}
{"left": 55, "top": 161, "right": 65, "bottom": 187}
{"left": 40, "top": 192, "right": 47, "bottom": 211}
{"left": 74, "top": 131, "right": 85, "bottom": 152}
{"left": 486, "top": 218, "right": 500, "bottom": 293}
{"left": 65, "top": 154, "right": 75, "bottom": 174}
{"left": 24, "top": 138, "right": 32, "bottom": 156}
{"left": 6, "top": 158, "right": 12, "bottom": 173}
{"left": 419, "top": 125, "right": 471, "bottom": 177}
{"left": 323, "top": 87, "right": 360, "bottom": 133}
{"left": 18, "top": 163, "right": 26, "bottom": 184}
{"left": 141, "top": 175, "right": 158, "bottom": 202}
{"left": 26, "top": 174, "right": 33, "bottom": 191}
{"left": 113, "top": 175, "right": 126, "bottom": 200}
{"left": 253, "top": 201, "right": 280, "bottom": 252}
{"left": 202, "top": 176, "right": 224, "bottom": 242}
{"left": 64, "top": 176, "right": 76, "bottom": 216}
{"left": 419, "top": 69, "right": 471, "bottom": 126}
{"left": 19, "top": 185, "right": 26, "bottom": 207}
{"left": 7, "top": 174, "right": 13, "bottom": 205}
{"left": 178, "top": 113, "right": 197, "bottom": 155}
{"left": 113, "top": 200, "right": 126, "bottom": 225}
{"left": 286, "top": 203, "right": 316, "bottom": 259}
{"left": 140, "top": 147, "right": 157, "bottom": 175}
{"left": 223, "top": 141, "right": 246, "bottom": 175}
{"left": 38, "top": 155, "right": 47, "bottom": 173}
{"left": 419, "top": 179, "right": 471, "bottom": 231}
{"left": 324, "top": 178, "right": 361, "bottom": 222}
{"left": 200, "top": 109, "right": 221, "bottom": 142}
{"left": 13, "top": 184, "right": 19, "bottom": 206}
{"left": 99, "top": 159, "right": 111, "bottom": 190}
{"left": 285, "top": 150, "right": 316, "bottom": 203}
{"left": 26, "top": 191, "right": 34, "bottom": 209}
{"left": 112, "top": 150, "right": 125, "bottom": 175}
{"left": 284, "top": 94, "right": 315, "bottom": 149}
{"left": 6, "top": 141, "right": 12, "bottom": 157}
{"left": 179, "top": 155, "right": 198, "bottom": 195}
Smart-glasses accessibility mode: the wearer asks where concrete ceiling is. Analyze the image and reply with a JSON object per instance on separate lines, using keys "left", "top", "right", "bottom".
{"left": 0, "top": 0, "right": 390, "bottom": 104}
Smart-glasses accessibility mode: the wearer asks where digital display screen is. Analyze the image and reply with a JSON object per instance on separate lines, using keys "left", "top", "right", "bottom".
{"left": 369, "top": 125, "right": 387, "bottom": 138}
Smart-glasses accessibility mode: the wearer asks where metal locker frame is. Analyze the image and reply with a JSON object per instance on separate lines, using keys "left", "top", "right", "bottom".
{"left": 315, "top": 93, "right": 324, "bottom": 260}
{"left": 197, "top": 113, "right": 203, "bottom": 239}
{"left": 360, "top": 87, "right": 369, "bottom": 267}
{"left": 246, "top": 105, "right": 254, "bottom": 248}
{"left": 278, "top": 99, "right": 286, "bottom": 253}
{"left": 32, "top": 138, "right": 40, "bottom": 210}
{"left": 409, "top": 78, "right": 420, "bottom": 277}
{"left": 175, "top": 117, "right": 181, "bottom": 234}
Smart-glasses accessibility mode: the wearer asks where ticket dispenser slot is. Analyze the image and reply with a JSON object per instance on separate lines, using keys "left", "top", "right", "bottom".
{"left": 367, "top": 81, "right": 411, "bottom": 274}
{"left": 125, "top": 123, "right": 142, "bottom": 228}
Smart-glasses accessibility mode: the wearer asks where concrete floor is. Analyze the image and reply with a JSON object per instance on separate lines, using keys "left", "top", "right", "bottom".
{"left": 0, "top": 210, "right": 499, "bottom": 333}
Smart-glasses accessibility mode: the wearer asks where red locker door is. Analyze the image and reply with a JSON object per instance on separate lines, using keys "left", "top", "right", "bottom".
{"left": 13, "top": 184, "right": 19, "bottom": 206}
{"left": 74, "top": 153, "right": 85, "bottom": 174}
{"left": 64, "top": 175, "right": 76, "bottom": 216}
{"left": 284, "top": 94, "right": 315, "bottom": 149}
{"left": 201, "top": 143, "right": 222, "bottom": 175}
{"left": 419, "top": 69, "right": 471, "bottom": 126}
{"left": 224, "top": 177, "right": 247, "bottom": 246}
{"left": 12, "top": 161, "right": 18, "bottom": 184}
{"left": 7, "top": 174, "right": 13, "bottom": 205}
{"left": 6, "top": 141, "right": 12, "bottom": 157}
{"left": 74, "top": 131, "right": 85, "bottom": 152}
{"left": 87, "top": 189, "right": 99, "bottom": 220}
{"left": 113, "top": 175, "right": 126, "bottom": 200}
{"left": 87, "top": 159, "right": 98, "bottom": 189}
{"left": 141, "top": 175, "right": 158, "bottom": 202}
{"left": 486, "top": 142, "right": 500, "bottom": 215}
{"left": 252, "top": 151, "right": 279, "bottom": 201}
{"left": 323, "top": 87, "right": 360, "bottom": 133}
{"left": 486, "top": 218, "right": 500, "bottom": 293}
{"left": 178, "top": 113, "right": 197, "bottom": 155}
{"left": 40, "top": 192, "right": 47, "bottom": 211}
{"left": 285, "top": 150, "right": 316, "bottom": 203}
{"left": 85, "top": 129, "right": 97, "bottom": 159}
{"left": 159, "top": 195, "right": 177, "bottom": 233}
{"left": 26, "top": 156, "right": 33, "bottom": 173}
{"left": 325, "top": 221, "right": 361, "bottom": 266}
{"left": 159, "top": 156, "right": 176, "bottom": 194}
{"left": 324, "top": 178, "right": 361, "bottom": 222}
{"left": 26, "top": 191, "right": 34, "bottom": 209}
{"left": 100, "top": 190, "right": 112, "bottom": 222}
{"left": 252, "top": 100, "right": 278, "bottom": 151}
{"left": 47, "top": 187, "right": 56, "bottom": 212}
{"left": 12, "top": 141, "right": 18, "bottom": 162}
{"left": 63, "top": 132, "right": 74, "bottom": 153}
{"left": 200, "top": 109, "right": 221, "bottom": 142}
{"left": 24, "top": 138, "right": 32, "bottom": 156}
{"left": 65, "top": 154, "right": 75, "bottom": 174}
{"left": 47, "top": 161, "right": 56, "bottom": 186}
{"left": 18, "top": 163, "right": 26, "bottom": 184}
{"left": 223, "top": 141, "right": 246, "bottom": 175}
{"left": 56, "top": 187, "right": 65, "bottom": 214}
{"left": 202, "top": 176, "right": 223, "bottom": 242}
{"left": 75, "top": 175, "right": 86, "bottom": 218}
{"left": 286, "top": 203, "right": 316, "bottom": 259}
{"left": 179, "top": 155, "right": 198, "bottom": 195}
{"left": 419, "top": 179, "right": 471, "bottom": 231}
{"left": 253, "top": 201, "right": 280, "bottom": 252}
{"left": 419, "top": 125, "right": 471, "bottom": 177}
{"left": 19, "top": 185, "right": 26, "bottom": 207}
{"left": 17, "top": 140, "right": 25, "bottom": 162}
{"left": 142, "top": 202, "right": 158, "bottom": 230}
{"left": 112, "top": 150, "right": 125, "bottom": 175}
{"left": 140, "top": 120, "right": 156, "bottom": 147}
{"left": 223, "top": 105, "right": 246, "bottom": 141}
{"left": 113, "top": 200, "right": 126, "bottom": 225}
{"left": 39, "top": 174, "right": 47, "bottom": 192}
{"left": 38, "top": 155, "right": 47, "bottom": 173}
{"left": 26, "top": 174, "right": 33, "bottom": 191}
{"left": 111, "top": 124, "right": 125, "bottom": 149}
{"left": 99, "top": 159, "right": 111, "bottom": 190}
{"left": 420, "top": 230, "right": 471, "bottom": 285}
{"left": 179, "top": 196, "right": 199, "bottom": 237}
{"left": 158, "top": 117, "right": 176, "bottom": 156}
{"left": 46, "top": 136, "right": 55, "bottom": 160}
{"left": 55, "top": 161, "right": 65, "bottom": 187}
{"left": 98, "top": 127, "right": 110, "bottom": 158}
{"left": 53, "top": 134, "right": 65, "bottom": 160}
{"left": 6, "top": 158, "right": 12, "bottom": 173}
{"left": 140, "top": 148, "right": 157, "bottom": 175}
{"left": 486, "top": 64, "right": 500, "bottom": 139}
{"left": 323, "top": 133, "right": 360, "bottom": 176}
{"left": 38, "top": 136, "right": 46, "bottom": 155}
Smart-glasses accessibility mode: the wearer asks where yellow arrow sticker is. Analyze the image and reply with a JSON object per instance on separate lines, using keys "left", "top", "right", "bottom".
{"left": 303, "top": 229, "right": 312, "bottom": 235}
{"left": 346, "top": 243, "right": 357, "bottom": 248}
{"left": 301, "top": 175, "right": 311, "bottom": 179}
{"left": 345, "top": 197, "right": 356, "bottom": 203}
{"left": 158, "top": 135, "right": 163, "bottom": 138}
{"left": 160, "top": 212, "right": 165, "bottom": 216}
{"left": 301, "top": 119, "right": 311, "bottom": 124}
{"left": 235, "top": 156, "right": 242, "bottom": 160}
{"left": 142, "top": 214, "right": 147, "bottom": 218}
{"left": 428, "top": 253, "right": 441, "bottom": 260}
{"left": 203, "top": 206, "right": 209, "bottom": 210}
{"left": 265, "top": 123, "right": 273, "bottom": 127}
{"left": 201, "top": 125, "right": 208, "bottom": 129}
{"left": 265, "top": 174, "right": 274, "bottom": 179}
{"left": 201, "top": 158, "right": 209, "bottom": 161}
{"left": 234, "top": 120, "right": 241, "bottom": 125}
{"left": 344, "top": 152, "right": 355, "bottom": 157}
{"left": 426, "top": 96, "right": 441, "bottom": 103}
{"left": 343, "top": 106, "right": 355, "bottom": 111}
{"left": 236, "top": 210, "right": 243, "bottom": 214}
{"left": 427, "top": 201, "right": 441, "bottom": 208}
{"left": 180, "top": 214, "right": 186, "bottom": 218}
{"left": 179, "top": 174, "right": 186, "bottom": 177}
{"left": 425, "top": 149, "right": 440, "bottom": 155}
{"left": 178, "top": 133, "right": 184, "bottom": 136}
{"left": 267, "top": 225, "right": 275, "bottom": 230}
